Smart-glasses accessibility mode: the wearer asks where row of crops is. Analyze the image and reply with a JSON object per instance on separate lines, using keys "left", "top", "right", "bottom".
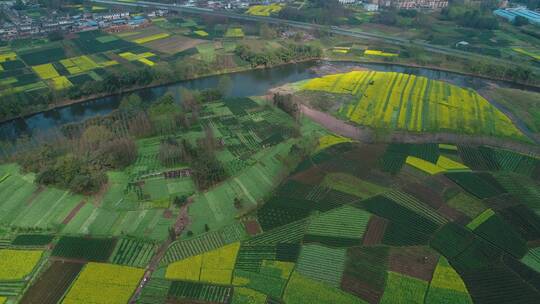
{"left": 0, "top": 138, "right": 538, "bottom": 303}
{"left": 131, "top": 140, "right": 539, "bottom": 304}
{"left": 298, "top": 71, "right": 527, "bottom": 141}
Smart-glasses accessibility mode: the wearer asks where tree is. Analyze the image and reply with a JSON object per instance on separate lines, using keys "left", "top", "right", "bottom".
{"left": 234, "top": 197, "right": 243, "bottom": 209}
{"left": 173, "top": 195, "right": 188, "bottom": 208}
{"left": 204, "top": 224, "right": 210, "bottom": 232}
{"left": 119, "top": 94, "right": 143, "bottom": 112}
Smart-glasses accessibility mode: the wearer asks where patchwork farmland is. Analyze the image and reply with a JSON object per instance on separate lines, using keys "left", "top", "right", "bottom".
{"left": 0, "top": 10, "right": 539, "bottom": 303}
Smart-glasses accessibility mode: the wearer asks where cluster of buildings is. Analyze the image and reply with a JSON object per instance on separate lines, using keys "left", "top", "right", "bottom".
{"left": 494, "top": 7, "right": 540, "bottom": 25}
{"left": 339, "top": 0, "right": 448, "bottom": 10}
{"left": 0, "top": 3, "right": 168, "bottom": 41}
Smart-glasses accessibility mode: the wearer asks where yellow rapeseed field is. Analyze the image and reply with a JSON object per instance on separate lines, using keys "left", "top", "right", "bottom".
{"left": 194, "top": 30, "right": 209, "bottom": 37}
{"left": 51, "top": 76, "right": 73, "bottom": 90}
{"left": 166, "top": 242, "right": 240, "bottom": 284}
{"left": 436, "top": 156, "right": 469, "bottom": 171}
{"left": 138, "top": 58, "right": 155, "bottom": 66}
{"left": 0, "top": 249, "right": 43, "bottom": 280}
{"left": 364, "top": 49, "right": 399, "bottom": 57}
{"left": 62, "top": 262, "right": 144, "bottom": 304}
{"left": 0, "top": 52, "right": 16, "bottom": 63}
{"left": 316, "top": 134, "right": 353, "bottom": 152}
{"left": 301, "top": 71, "right": 525, "bottom": 140}
{"left": 430, "top": 257, "right": 470, "bottom": 293}
{"left": 246, "top": 4, "right": 283, "bottom": 16}
{"left": 0, "top": 296, "right": 6, "bottom": 304}
{"left": 133, "top": 33, "right": 170, "bottom": 44}
{"left": 406, "top": 156, "right": 445, "bottom": 175}
{"left": 32, "top": 63, "right": 60, "bottom": 80}
{"left": 119, "top": 52, "right": 156, "bottom": 61}
{"left": 60, "top": 56, "right": 116, "bottom": 74}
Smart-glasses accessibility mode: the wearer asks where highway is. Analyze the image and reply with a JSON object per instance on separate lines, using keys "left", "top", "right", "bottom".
{"left": 92, "top": 0, "right": 540, "bottom": 74}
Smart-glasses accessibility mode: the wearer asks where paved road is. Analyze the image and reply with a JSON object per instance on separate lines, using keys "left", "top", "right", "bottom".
{"left": 92, "top": 0, "right": 540, "bottom": 74}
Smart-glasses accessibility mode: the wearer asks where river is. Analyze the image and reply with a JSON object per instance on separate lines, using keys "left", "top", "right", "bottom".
{"left": 0, "top": 61, "right": 536, "bottom": 141}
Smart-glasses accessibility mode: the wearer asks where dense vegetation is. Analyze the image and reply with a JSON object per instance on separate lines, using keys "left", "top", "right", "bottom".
{"left": 10, "top": 88, "right": 229, "bottom": 194}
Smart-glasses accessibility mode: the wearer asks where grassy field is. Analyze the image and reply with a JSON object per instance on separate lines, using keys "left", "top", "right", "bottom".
{"left": 298, "top": 71, "right": 526, "bottom": 141}
{"left": 483, "top": 87, "right": 540, "bottom": 136}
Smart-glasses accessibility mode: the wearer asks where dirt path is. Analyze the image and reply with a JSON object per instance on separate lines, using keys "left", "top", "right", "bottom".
{"left": 129, "top": 201, "right": 193, "bottom": 303}
{"left": 301, "top": 105, "right": 540, "bottom": 155}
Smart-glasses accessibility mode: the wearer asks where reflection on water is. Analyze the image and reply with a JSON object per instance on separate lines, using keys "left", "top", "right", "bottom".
{"left": 0, "top": 61, "right": 534, "bottom": 141}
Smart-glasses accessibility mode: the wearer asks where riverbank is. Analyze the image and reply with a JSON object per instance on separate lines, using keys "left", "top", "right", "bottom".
{"left": 326, "top": 58, "right": 540, "bottom": 92}
{"left": 0, "top": 58, "right": 319, "bottom": 125}
{"left": 3, "top": 58, "right": 540, "bottom": 126}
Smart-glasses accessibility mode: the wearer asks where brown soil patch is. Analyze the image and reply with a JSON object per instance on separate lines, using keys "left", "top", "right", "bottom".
{"left": 244, "top": 220, "right": 262, "bottom": 236}
{"left": 437, "top": 203, "right": 468, "bottom": 223}
{"left": 146, "top": 35, "right": 204, "bottom": 54}
{"left": 388, "top": 246, "right": 439, "bottom": 282}
{"left": 342, "top": 246, "right": 388, "bottom": 304}
{"left": 401, "top": 182, "right": 445, "bottom": 210}
{"left": 341, "top": 274, "right": 383, "bottom": 304}
{"left": 20, "top": 261, "right": 83, "bottom": 304}
{"left": 362, "top": 216, "right": 388, "bottom": 246}
{"left": 62, "top": 201, "right": 86, "bottom": 225}
{"left": 26, "top": 186, "right": 44, "bottom": 205}
{"left": 290, "top": 166, "right": 326, "bottom": 185}
{"left": 163, "top": 209, "right": 173, "bottom": 219}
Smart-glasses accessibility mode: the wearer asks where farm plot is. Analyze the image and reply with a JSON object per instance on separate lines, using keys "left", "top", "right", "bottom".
{"left": 388, "top": 246, "right": 439, "bottom": 282}
{"left": 284, "top": 271, "right": 366, "bottom": 304}
{"left": 52, "top": 236, "right": 116, "bottom": 262}
{"left": 133, "top": 33, "right": 170, "bottom": 44}
{"left": 0, "top": 249, "right": 43, "bottom": 280}
{"left": 60, "top": 55, "right": 117, "bottom": 74}
{"left": 165, "top": 242, "right": 240, "bottom": 285}
{"left": 295, "top": 244, "right": 347, "bottom": 287}
{"left": 341, "top": 246, "right": 389, "bottom": 304}
{"left": 11, "top": 234, "right": 54, "bottom": 247}
{"left": 299, "top": 71, "right": 525, "bottom": 140}
{"left": 19, "top": 47, "right": 66, "bottom": 66}
{"left": 168, "top": 281, "right": 232, "bottom": 303}
{"left": 445, "top": 172, "right": 505, "bottom": 199}
{"left": 110, "top": 238, "right": 158, "bottom": 268}
{"left": 304, "top": 205, "right": 371, "bottom": 247}
{"left": 0, "top": 166, "right": 85, "bottom": 231}
{"left": 144, "top": 35, "right": 204, "bottom": 54}
{"left": 72, "top": 30, "right": 138, "bottom": 54}
{"left": 233, "top": 263, "right": 292, "bottom": 299}
{"left": 521, "top": 247, "right": 540, "bottom": 273}
{"left": 19, "top": 261, "right": 83, "bottom": 304}
{"left": 425, "top": 257, "right": 472, "bottom": 304}
{"left": 380, "top": 272, "right": 428, "bottom": 304}
{"left": 225, "top": 28, "right": 245, "bottom": 38}
{"left": 162, "top": 230, "right": 225, "bottom": 265}
{"left": 232, "top": 287, "right": 267, "bottom": 304}
{"left": 61, "top": 262, "right": 144, "bottom": 304}
{"left": 246, "top": 4, "right": 283, "bottom": 16}
{"left": 119, "top": 51, "right": 157, "bottom": 66}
